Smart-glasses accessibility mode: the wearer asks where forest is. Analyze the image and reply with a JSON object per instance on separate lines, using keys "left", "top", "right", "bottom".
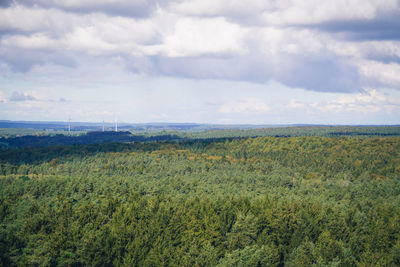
{"left": 0, "top": 127, "right": 399, "bottom": 266}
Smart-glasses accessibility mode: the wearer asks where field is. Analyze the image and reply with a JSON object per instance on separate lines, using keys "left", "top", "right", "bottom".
{"left": 0, "top": 127, "right": 399, "bottom": 266}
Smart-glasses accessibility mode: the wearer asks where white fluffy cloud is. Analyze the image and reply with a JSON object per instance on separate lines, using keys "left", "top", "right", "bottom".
{"left": 0, "top": 6, "right": 160, "bottom": 53}
{"left": 358, "top": 60, "right": 400, "bottom": 87}
{"left": 2, "top": 33, "right": 57, "bottom": 50}
{"left": 155, "top": 16, "right": 247, "bottom": 57}
{"left": 0, "top": 5, "right": 79, "bottom": 33}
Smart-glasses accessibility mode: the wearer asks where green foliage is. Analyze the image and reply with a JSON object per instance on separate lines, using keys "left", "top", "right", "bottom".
{"left": 217, "top": 245, "right": 279, "bottom": 267}
{"left": 0, "top": 135, "right": 399, "bottom": 266}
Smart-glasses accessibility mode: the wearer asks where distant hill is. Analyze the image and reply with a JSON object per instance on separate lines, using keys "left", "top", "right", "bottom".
{"left": 1, "top": 120, "right": 399, "bottom": 133}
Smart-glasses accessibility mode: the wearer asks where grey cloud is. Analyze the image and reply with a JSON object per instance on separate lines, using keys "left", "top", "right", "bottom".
{"left": 281, "top": 4, "right": 400, "bottom": 41}
{"left": 10, "top": 91, "right": 36, "bottom": 101}
{"left": 313, "top": 17, "right": 400, "bottom": 41}
{"left": 44, "top": 97, "right": 69, "bottom": 102}
{"left": 362, "top": 52, "right": 400, "bottom": 65}
{"left": 13, "top": 0, "right": 159, "bottom": 18}
{"left": 48, "top": 97, "right": 70, "bottom": 102}
{"left": 148, "top": 52, "right": 363, "bottom": 93}
{"left": 154, "top": 56, "right": 265, "bottom": 82}
{"left": 8, "top": 91, "right": 70, "bottom": 103}
{"left": 0, "top": 48, "right": 77, "bottom": 72}
{"left": 125, "top": 55, "right": 158, "bottom": 75}
{"left": 0, "top": 0, "right": 13, "bottom": 7}
{"left": 278, "top": 56, "right": 362, "bottom": 92}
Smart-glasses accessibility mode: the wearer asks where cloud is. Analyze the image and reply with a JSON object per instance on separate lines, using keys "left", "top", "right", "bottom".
{"left": 152, "top": 16, "right": 247, "bottom": 57}
{"left": 287, "top": 99, "right": 306, "bottom": 109}
{"left": 0, "top": 48, "right": 77, "bottom": 72}
{"left": 1, "top": 33, "right": 58, "bottom": 50}
{"left": 7, "top": 88, "right": 68, "bottom": 103}
{"left": 0, "top": 6, "right": 160, "bottom": 71}
{"left": 219, "top": 98, "right": 270, "bottom": 113}
{"left": 0, "top": 0, "right": 13, "bottom": 8}
{"left": 0, "top": 91, "right": 7, "bottom": 102}
{"left": 0, "top": 0, "right": 399, "bottom": 95}
{"left": 317, "top": 89, "right": 398, "bottom": 113}
{"left": 289, "top": 89, "right": 400, "bottom": 114}
{"left": 167, "top": 0, "right": 399, "bottom": 26}
{"left": 167, "top": 0, "right": 269, "bottom": 19}
{"left": 313, "top": 17, "right": 400, "bottom": 41}
{"left": 259, "top": 0, "right": 398, "bottom": 26}
{"left": 326, "top": 40, "right": 400, "bottom": 62}
{"left": 10, "top": 0, "right": 158, "bottom": 18}
{"left": 358, "top": 60, "right": 400, "bottom": 87}
{"left": 10, "top": 91, "right": 37, "bottom": 101}
{"left": 148, "top": 46, "right": 362, "bottom": 92}
{"left": 0, "top": 5, "right": 71, "bottom": 33}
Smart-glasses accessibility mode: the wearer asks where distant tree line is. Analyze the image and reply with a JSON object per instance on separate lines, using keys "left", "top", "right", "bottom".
{"left": 0, "top": 131, "right": 183, "bottom": 149}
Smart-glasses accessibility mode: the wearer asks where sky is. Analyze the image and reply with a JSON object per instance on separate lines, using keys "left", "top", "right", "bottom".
{"left": 1, "top": 0, "right": 400, "bottom": 124}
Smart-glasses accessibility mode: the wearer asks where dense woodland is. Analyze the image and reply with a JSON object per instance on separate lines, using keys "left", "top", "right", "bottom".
{"left": 0, "top": 131, "right": 182, "bottom": 149}
{"left": 0, "top": 128, "right": 399, "bottom": 266}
